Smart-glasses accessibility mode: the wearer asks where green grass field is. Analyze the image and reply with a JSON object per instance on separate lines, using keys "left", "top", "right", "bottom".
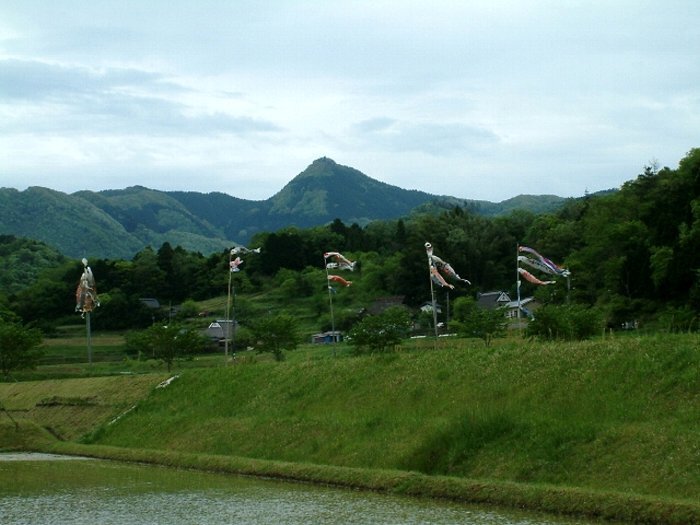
{"left": 2, "top": 331, "right": 699, "bottom": 523}
{"left": 82, "top": 333, "right": 700, "bottom": 502}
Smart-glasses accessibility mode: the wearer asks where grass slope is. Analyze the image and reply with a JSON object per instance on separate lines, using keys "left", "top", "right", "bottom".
{"left": 87, "top": 334, "right": 699, "bottom": 503}
{"left": 0, "top": 374, "right": 167, "bottom": 441}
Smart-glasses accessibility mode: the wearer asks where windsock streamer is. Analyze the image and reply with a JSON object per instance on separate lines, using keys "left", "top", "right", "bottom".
{"left": 324, "top": 251, "right": 356, "bottom": 271}
{"left": 518, "top": 255, "right": 559, "bottom": 276}
{"left": 230, "top": 256, "right": 243, "bottom": 272}
{"left": 328, "top": 274, "right": 352, "bottom": 287}
{"left": 75, "top": 258, "right": 99, "bottom": 317}
{"left": 518, "top": 246, "right": 570, "bottom": 277}
{"left": 430, "top": 265, "right": 454, "bottom": 289}
{"left": 232, "top": 245, "right": 261, "bottom": 255}
{"left": 424, "top": 242, "right": 470, "bottom": 287}
{"left": 518, "top": 267, "right": 556, "bottom": 286}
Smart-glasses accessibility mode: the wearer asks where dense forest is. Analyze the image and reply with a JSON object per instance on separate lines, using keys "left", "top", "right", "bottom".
{"left": 1, "top": 148, "right": 698, "bottom": 335}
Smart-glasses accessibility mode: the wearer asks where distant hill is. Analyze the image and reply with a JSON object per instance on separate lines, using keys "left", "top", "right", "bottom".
{"left": 0, "top": 235, "right": 67, "bottom": 296}
{"left": 168, "top": 157, "right": 444, "bottom": 241}
{"left": 0, "top": 158, "right": 567, "bottom": 259}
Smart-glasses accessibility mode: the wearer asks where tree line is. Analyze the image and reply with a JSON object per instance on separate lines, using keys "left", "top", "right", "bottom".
{"left": 1, "top": 148, "right": 699, "bottom": 335}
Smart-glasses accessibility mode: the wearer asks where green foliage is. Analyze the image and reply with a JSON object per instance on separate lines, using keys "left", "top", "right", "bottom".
{"left": 348, "top": 306, "right": 411, "bottom": 354}
{"left": 124, "top": 324, "right": 209, "bottom": 371}
{"left": 231, "top": 325, "right": 254, "bottom": 350}
{"left": 94, "top": 289, "right": 154, "bottom": 330}
{"left": 0, "top": 320, "right": 43, "bottom": 378}
{"left": 0, "top": 187, "right": 144, "bottom": 259}
{"left": 653, "top": 305, "right": 699, "bottom": 332}
{"left": 525, "top": 304, "right": 602, "bottom": 340}
{"left": 177, "top": 299, "right": 199, "bottom": 319}
{"left": 123, "top": 329, "right": 151, "bottom": 360}
{"left": 250, "top": 314, "right": 300, "bottom": 361}
{"left": 8, "top": 259, "right": 80, "bottom": 331}
{"left": 450, "top": 296, "right": 507, "bottom": 346}
{"left": 0, "top": 235, "right": 68, "bottom": 295}
{"left": 0, "top": 297, "right": 21, "bottom": 324}
{"left": 275, "top": 268, "right": 315, "bottom": 298}
{"left": 3, "top": 148, "right": 700, "bottom": 335}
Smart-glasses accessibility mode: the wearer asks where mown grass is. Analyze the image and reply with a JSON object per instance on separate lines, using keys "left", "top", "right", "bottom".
{"left": 83, "top": 333, "right": 699, "bottom": 504}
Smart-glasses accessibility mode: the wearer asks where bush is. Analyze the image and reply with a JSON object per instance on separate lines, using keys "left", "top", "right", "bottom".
{"left": 654, "top": 305, "right": 699, "bottom": 332}
{"left": 0, "top": 320, "right": 43, "bottom": 378}
{"left": 526, "top": 304, "right": 602, "bottom": 341}
{"left": 450, "top": 297, "right": 506, "bottom": 346}
{"left": 124, "top": 324, "right": 210, "bottom": 371}
{"left": 177, "top": 299, "right": 199, "bottom": 319}
{"left": 250, "top": 314, "right": 300, "bottom": 361}
{"left": 231, "top": 325, "right": 254, "bottom": 350}
{"left": 348, "top": 306, "right": 411, "bottom": 354}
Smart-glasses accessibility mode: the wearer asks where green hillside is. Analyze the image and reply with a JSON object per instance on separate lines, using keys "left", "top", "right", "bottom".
{"left": 0, "top": 158, "right": 567, "bottom": 259}
{"left": 0, "top": 187, "right": 143, "bottom": 258}
{"left": 0, "top": 236, "right": 67, "bottom": 295}
{"left": 85, "top": 334, "right": 699, "bottom": 503}
{"left": 266, "top": 157, "right": 435, "bottom": 223}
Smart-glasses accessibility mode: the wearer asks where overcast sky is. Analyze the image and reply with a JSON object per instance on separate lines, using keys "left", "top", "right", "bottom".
{"left": 1, "top": 1, "right": 699, "bottom": 202}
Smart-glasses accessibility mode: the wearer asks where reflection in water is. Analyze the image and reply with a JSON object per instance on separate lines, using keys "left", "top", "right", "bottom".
{"left": 0, "top": 454, "right": 595, "bottom": 525}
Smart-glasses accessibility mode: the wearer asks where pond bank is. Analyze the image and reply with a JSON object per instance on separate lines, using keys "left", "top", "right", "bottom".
{"left": 32, "top": 439, "right": 700, "bottom": 525}
{"left": 0, "top": 455, "right": 595, "bottom": 525}
{"left": 0, "top": 452, "right": 90, "bottom": 461}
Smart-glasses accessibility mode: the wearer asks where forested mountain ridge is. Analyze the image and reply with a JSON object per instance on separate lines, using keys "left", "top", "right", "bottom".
{"left": 1, "top": 149, "right": 699, "bottom": 332}
{"left": 0, "top": 235, "right": 67, "bottom": 297}
{"left": 0, "top": 186, "right": 145, "bottom": 259}
{"left": 0, "top": 157, "right": 566, "bottom": 259}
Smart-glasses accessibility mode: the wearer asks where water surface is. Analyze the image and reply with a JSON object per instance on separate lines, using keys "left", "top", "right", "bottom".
{"left": 0, "top": 454, "right": 598, "bottom": 525}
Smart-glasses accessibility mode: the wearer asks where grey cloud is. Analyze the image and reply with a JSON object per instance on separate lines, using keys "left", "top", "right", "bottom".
{"left": 0, "top": 59, "right": 166, "bottom": 99}
{"left": 353, "top": 118, "right": 499, "bottom": 156}
{"left": 352, "top": 117, "right": 397, "bottom": 133}
{"left": 0, "top": 59, "right": 281, "bottom": 136}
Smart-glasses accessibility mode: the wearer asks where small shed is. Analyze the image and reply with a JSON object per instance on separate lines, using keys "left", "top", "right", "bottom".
{"left": 503, "top": 297, "right": 537, "bottom": 319}
{"left": 311, "top": 331, "right": 342, "bottom": 344}
{"left": 476, "top": 291, "right": 511, "bottom": 310}
{"left": 139, "top": 297, "right": 161, "bottom": 309}
{"left": 205, "top": 320, "right": 235, "bottom": 340}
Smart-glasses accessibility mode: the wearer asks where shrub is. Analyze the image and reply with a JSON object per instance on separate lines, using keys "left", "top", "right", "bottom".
{"left": 231, "top": 325, "right": 254, "bottom": 350}
{"left": 250, "top": 314, "right": 300, "bottom": 361}
{"left": 124, "top": 324, "right": 210, "bottom": 371}
{"left": 654, "top": 305, "right": 699, "bottom": 332}
{"left": 348, "top": 306, "right": 411, "bottom": 354}
{"left": 450, "top": 297, "right": 506, "bottom": 346}
{"left": 526, "top": 304, "right": 602, "bottom": 341}
{"left": 0, "top": 320, "right": 43, "bottom": 378}
{"left": 177, "top": 299, "right": 199, "bottom": 319}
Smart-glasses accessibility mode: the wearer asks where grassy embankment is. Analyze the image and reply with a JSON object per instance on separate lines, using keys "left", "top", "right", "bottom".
{"left": 1, "top": 333, "right": 699, "bottom": 523}
{"left": 0, "top": 374, "right": 168, "bottom": 441}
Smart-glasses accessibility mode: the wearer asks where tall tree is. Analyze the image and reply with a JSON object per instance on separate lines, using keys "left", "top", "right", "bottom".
{"left": 250, "top": 314, "right": 300, "bottom": 361}
{"left": 450, "top": 296, "right": 506, "bottom": 346}
{"left": 125, "top": 324, "right": 209, "bottom": 371}
{"left": 0, "top": 320, "right": 43, "bottom": 378}
{"left": 129, "top": 247, "right": 167, "bottom": 298}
